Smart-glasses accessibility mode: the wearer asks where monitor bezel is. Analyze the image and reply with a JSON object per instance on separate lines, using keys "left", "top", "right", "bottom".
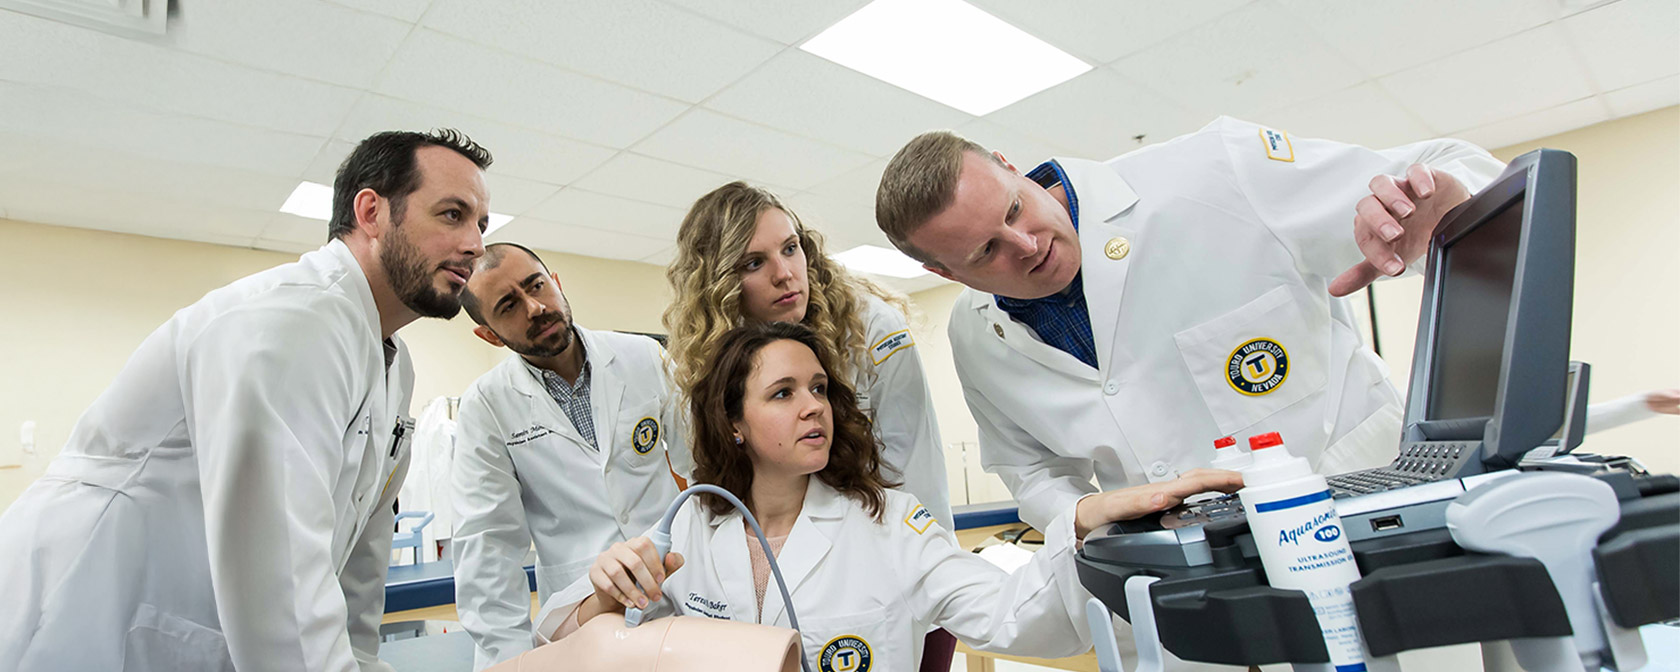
{"left": 1400, "top": 149, "right": 1577, "bottom": 471}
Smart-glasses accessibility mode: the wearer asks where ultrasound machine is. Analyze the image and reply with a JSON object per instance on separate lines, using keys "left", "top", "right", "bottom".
{"left": 1076, "top": 149, "right": 1679, "bottom": 672}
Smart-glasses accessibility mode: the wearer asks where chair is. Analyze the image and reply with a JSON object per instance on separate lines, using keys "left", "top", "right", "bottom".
{"left": 391, "top": 511, "right": 435, "bottom": 566}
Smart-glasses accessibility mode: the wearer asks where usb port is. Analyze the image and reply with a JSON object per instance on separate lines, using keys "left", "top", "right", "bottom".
{"left": 1370, "top": 515, "right": 1404, "bottom": 532}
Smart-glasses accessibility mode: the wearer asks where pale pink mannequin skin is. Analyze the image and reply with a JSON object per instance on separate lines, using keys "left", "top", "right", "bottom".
{"left": 484, "top": 613, "right": 800, "bottom": 672}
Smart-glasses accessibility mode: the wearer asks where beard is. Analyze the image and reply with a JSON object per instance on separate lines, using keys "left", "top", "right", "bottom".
{"left": 504, "top": 308, "right": 574, "bottom": 358}
{"left": 381, "top": 217, "right": 464, "bottom": 319}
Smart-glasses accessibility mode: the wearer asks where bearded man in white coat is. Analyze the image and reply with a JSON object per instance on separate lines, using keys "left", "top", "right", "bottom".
{"left": 451, "top": 242, "right": 687, "bottom": 670}
{"left": 0, "top": 129, "right": 494, "bottom": 672}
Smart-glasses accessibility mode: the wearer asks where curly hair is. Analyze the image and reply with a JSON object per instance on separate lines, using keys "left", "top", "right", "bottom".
{"left": 663, "top": 181, "right": 910, "bottom": 409}
{"left": 689, "top": 322, "right": 896, "bottom": 520}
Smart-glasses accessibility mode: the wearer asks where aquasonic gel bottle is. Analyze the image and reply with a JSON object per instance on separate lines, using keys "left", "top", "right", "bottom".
{"left": 1237, "top": 432, "right": 1370, "bottom": 671}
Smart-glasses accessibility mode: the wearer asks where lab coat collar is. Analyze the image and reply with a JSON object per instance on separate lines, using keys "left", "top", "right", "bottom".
{"left": 318, "top": 239, "right": 382, "bottom": 342}
{"left": 503, "top": 324, "right": 614, "bottom": 398}
{"left": 1048, "top": 157, "right": 1139, "bottom": 225}
{"left": 704, "top": 477, "right": 842, "bottom": 626}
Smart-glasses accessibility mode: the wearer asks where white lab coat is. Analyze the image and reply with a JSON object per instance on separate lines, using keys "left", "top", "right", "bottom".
{"left": 535, "top": 478, "right": 1094, "bottom": 672}
{"left": 951, "top": 117, "right": 1507, "bottom": 533}
{"left": 853, "top": 293, "right": 954, "bottom": 528}
{"left": 452, "top": 327, "right": 688, "bottom": 669}
{"left": 398, "top": 396, "right": 459, "bottom": 561}
{"left": 0, "top": 240, "right": 414, "bottom": 672}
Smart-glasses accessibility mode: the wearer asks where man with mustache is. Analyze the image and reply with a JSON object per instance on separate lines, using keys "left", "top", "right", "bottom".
{"left": 452, "top": 242, "right": 688, "bottom": 670}
{"left": 0, "top": 129, "right": 492, "bottom": 671}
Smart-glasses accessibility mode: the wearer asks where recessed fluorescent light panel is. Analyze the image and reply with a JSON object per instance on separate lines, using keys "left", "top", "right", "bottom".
{"left": 279, "top": 181, "right": 514, "bottom": 235}
{"left": 834, "top": 244, "right": 930, "bottom": 279}
{"left": 800, "top": 0, "right": 1091, "bottom": 116}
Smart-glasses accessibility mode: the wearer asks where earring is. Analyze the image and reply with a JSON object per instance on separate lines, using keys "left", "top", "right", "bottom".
{"left": 734, "top": 436, "right": 744, "bottom": 445}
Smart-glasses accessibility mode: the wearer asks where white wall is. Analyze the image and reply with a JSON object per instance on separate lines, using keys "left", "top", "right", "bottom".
{"left": 0, "top": 217, "right": 672, "bottom": 508}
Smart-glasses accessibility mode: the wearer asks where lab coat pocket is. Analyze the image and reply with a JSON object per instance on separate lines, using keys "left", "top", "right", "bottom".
{"left": 1173, "top": 286, "right": 1329, "bottom": 437}
{"left": 124, "top": 603, "right": 235, "bottom": 671}
{"left": 798, "top": 605, "right": 903, "bottom": 672}
{"left": 616, "top": 396, "right": 666, "bottom": 467}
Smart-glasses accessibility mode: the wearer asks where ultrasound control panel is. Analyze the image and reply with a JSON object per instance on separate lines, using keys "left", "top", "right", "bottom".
{"left": 1328, "top": 440, "right": 1482, "bottom": 498}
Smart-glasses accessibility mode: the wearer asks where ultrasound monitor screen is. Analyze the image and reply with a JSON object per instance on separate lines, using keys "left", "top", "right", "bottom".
{"left": 1427, "top": 201, "right": 1524, "bottom": 420}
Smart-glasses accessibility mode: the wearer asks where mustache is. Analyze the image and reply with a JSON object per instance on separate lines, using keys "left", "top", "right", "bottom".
{"left": 527, "top": 312, "right": 567, "bottom": 340}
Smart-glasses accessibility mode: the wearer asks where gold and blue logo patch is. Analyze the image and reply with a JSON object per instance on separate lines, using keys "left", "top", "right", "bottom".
{"left": 904, "top": 504, "right": 936, "bottom": 535}
{"left": 1227, "top": 338, "right": 1289, "bottom": 396}
{"left": 632, "top": 417, "right": 660, "bottom": 454}
{"left": 819, "top": 635, "right": 872, "bottom": 672}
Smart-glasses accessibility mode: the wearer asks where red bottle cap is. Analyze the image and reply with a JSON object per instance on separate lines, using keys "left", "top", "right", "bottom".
{"left": 1248, "top": 432, "right": 1283, "bottom": 450}
{"left": 1213, "top": 436, "right": 1236, "bottom": 449}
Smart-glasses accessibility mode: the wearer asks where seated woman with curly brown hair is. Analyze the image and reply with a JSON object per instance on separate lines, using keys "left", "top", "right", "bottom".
{"left": 532, "top": 321, "right": 1241, "bottom": 671}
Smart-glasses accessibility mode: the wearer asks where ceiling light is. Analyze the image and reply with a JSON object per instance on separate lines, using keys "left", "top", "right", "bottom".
{"left": 279, "top": 181, "right": 515, "bottom": 235}
{"left": 800, "top": 0, "right": 1091, "bottom": 116}
{"left": 834, "top": 244, "right": 930, "bottom": 279}
{"left": 279, "top": 181, "right": 334, "bottom": 220}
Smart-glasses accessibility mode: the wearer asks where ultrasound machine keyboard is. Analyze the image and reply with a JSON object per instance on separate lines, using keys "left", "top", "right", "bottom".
{"left": 1327, "top": 440, "right": 1480, "bottom": 498}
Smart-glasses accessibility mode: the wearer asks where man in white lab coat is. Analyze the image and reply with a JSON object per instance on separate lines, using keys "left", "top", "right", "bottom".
{"left": 0, "top": 129, "right": 494, "bottom": 671}
{"left": 452, "top": 242, "right": 688, "bottom": 670}
{"left": 875, "top": 117, "right": 1505, "bottom": 536}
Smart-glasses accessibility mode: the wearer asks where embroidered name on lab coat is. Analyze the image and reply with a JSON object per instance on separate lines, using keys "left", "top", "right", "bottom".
{"left": 506, "top": 424, "right": 554, "bottom": 446}
{"left": 684, "top": 592, "right": 730, "bottom": 619}
{"left": 870, "top": 329, "right": 914, "bottom": 365}
{"left": 1259, "top": 127, "right": 1294, "bottom": 162}
{"left": 904, "top": 504, "right": 936, "bottom": 535}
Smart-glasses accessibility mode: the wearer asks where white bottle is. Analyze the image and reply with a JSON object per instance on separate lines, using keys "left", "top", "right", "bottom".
{"left": 1209, "top": 435, "right": 1251, "bottom": 471}
{"left": 1238, "top": 432, "right": 1370, "bottom": 671}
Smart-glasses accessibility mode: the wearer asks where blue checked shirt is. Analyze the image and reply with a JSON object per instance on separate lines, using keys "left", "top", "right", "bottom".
{"left": 523, "top": 336, "right": 598, "bottom": 451}
{"left": 994, "top": 160, "right": 1098, "bottom": 369}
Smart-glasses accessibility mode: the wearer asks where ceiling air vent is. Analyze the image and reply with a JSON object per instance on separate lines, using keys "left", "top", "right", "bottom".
{"left": 0, "top": 0, "right": 168, "bottom": 39}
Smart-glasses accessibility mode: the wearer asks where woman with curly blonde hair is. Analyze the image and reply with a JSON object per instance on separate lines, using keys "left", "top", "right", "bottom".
{"left": 663, "top": 181, "right": 952, "bottom": 529}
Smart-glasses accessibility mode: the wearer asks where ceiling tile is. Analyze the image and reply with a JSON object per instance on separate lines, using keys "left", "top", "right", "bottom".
{"left": 0, "top": 82, "right": 325, "bottom": 178}
{"left": 1110, "top": 1, "right": 1366, "bottom": 119}
{"left": 987, "top": 69, "right": 1205, "bottom": 158}
{"left": 1380, "top": 24, "right": 1597, "bottom": 134}
{"left": 1604, "top": 76, "right": 1680, "bottom": 117}
{"left": 163, "top": 0, "right": 413, "bottom": 89}
{"left": 301, "top": 139, "right": 361, "bottom": 184}
{"left": 952, "top": 119, "right": 1083, "bottom": 164}
{"left": 498, "top": 217, "right": 673, "bottom": 262}
{"left": 570, "top": 152, "right": 737, "bottom": 210}
{"left": 1250, "top": 83, "right": 1436, "bottom": 148}
{"left": 969, "top": 0, "right": 1252, "bottom": 64}
{"left": 632, "top": 109, "right": 875, "bottom": 190}
{"left": 802, "top": 159, "right": 887, "bottom": 200}
{"left": 322, "top": 0, "right": 432, "bottom": 22}
{"left": 1561, "top": 0, "right": 1680, "bottom": 93}
{"left": 1451, "top": 97, "right": 1611, "bottom": 150}
{"left": 784, "top": 190, "right": 880, "bottom": 247}
{"left": 258, "top": 212, "right": 336, "bottom": 250}
{"left": 0, "top": 174, "right": 275, "bottom": 248}
{"left": 0, "top": 11, "right": 361, "bottom": 137}
{"left": 484, "top": 174, "right": 564, "bottom": 217}
{"left": 702, "top": 50, "right": 975, "bottom": 156}
{"left": 374, "top": 30, "right": 692, "bottom": 149}
{"left": 657, "top": 0, "right": 872, "bottom": 45}
{"left": 329, "top": 96, "right": 618, "bottom": 186}
{"left": 639, "top": 244, "right": 679, "bottom": 266}
{"left": 1278, "top": 0, "right": 1553, "bottom": 77}
{"left": 0, "top": 131, "right": 300, "bottom": 212}
{"left": 423, "top": 0, "right": 782, "bottom": 103}
{"left": 522, "top": 188, "right": 689, "bottom": 240}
